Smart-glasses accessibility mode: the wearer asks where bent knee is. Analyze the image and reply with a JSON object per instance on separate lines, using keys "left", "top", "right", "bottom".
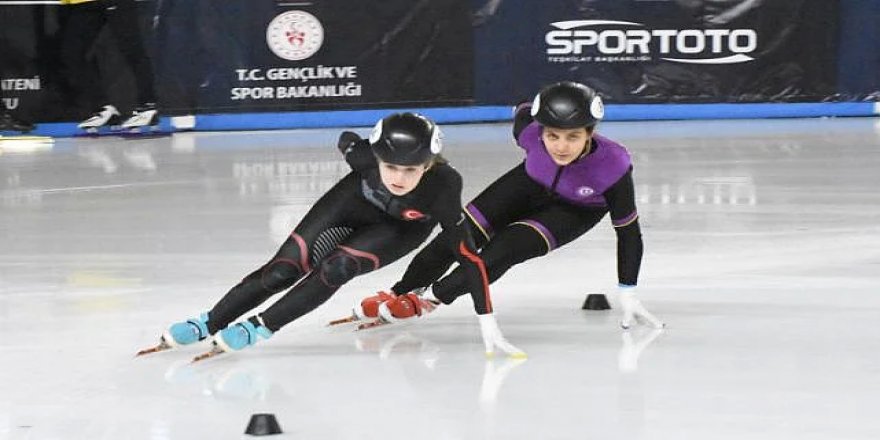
{"left": 261, "top": 260, "right": 304, "bottom": 292}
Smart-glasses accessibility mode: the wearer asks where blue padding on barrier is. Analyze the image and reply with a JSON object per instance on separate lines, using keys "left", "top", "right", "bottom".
{"left": 11, "top": 102, "right": 877, "bottom": 137}
{"left": 13, "top": 118, "right": 175, "bottom": 138}
{"left": 195, "top": 102, "right": 877, "bottom": 131}
{"left": 194, "top": 106, "right": 515, "bottom": 131}
{"left": 605, "top": 102, "right": 877, "bottom": 120}
{"left": 3, "top": 122, "right": 79, "bottom": 138}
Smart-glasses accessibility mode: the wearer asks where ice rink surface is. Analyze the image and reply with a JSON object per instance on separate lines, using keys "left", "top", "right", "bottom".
{"left": 2, "top": 117, "right": 879, "bottom": 439}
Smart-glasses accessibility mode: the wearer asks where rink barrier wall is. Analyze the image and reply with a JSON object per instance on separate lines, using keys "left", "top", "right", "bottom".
{"left": 188, "top": 102, "right": 880, "bottom": 131}
{"left": 11, "top": 102, "right": 879, "bottom": 138}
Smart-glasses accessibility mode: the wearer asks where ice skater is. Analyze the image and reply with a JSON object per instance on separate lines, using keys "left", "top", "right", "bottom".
{"left": 352, "top": 81, "right": 664, "bottom": 330}
{"left": 137, "top": 112, "right": 525, "bottom": 361}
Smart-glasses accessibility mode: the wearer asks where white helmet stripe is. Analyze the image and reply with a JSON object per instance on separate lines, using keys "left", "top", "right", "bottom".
{"left": 368, "top": 119, "right": 383, "bottom": 144}
{"left": 530, "top": 94, "right": 541, "bottom": 117}
{"left": 589, "top": 96, "right": 605, "bottom": 120}
{"left": 430, "top": 124, "right": 443, "bottom": 154}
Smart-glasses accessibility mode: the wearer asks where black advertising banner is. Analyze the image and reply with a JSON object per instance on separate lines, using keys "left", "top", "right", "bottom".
{"left": 152, "top": 0, "right": 473, "bottom": 114}
{"left": 2, "top": 2, "right": 172, "bottom": 122}
{"left": 473, "top": 0, "right": 839, "bottom": 104}
{"left": 3, "top": 0, "right": 875, "bottom": 125}
{"left": 1, "top": 0, "right": 473, "bottom": 122}
{"left": 0, "top": 4, "right": 56, "bottom": 120}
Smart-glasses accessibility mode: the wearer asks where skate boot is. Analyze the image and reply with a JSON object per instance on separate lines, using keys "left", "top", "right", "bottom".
{"left": 136, "top": 312, "right": 210, "bottom": 356}
{"left": 377, "top": 291, "right": 438, "bottom": 323}
{"left": 356, "top": 289, "right": 438, "bottom": 330}
{"left": 77, "top": 105, "right": 121, "bottom": 132}
{"left": 193, "top": 316, "right": 273, "bottom": 362}
{"left": 164, "top": 312, "right": 211, "bottom": 347}
{"left": 328, "top": 291, "right": 395, "bottom": 326}
{"left": 120, "top": 103, "right": 159, "bottom": 131}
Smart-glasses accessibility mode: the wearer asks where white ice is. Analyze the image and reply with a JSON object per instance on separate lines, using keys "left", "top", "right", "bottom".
{"left": 1, "top": 117, "right": 879, "bottom": 439}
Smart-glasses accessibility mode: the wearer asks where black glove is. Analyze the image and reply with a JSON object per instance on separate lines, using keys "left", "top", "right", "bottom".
{"left": 337, "top": 131, "right": 362, "bottom": 154}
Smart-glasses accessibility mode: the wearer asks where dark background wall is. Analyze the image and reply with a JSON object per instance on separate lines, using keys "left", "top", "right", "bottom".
{"left": 1, "top": 0, "right": 877, "bottom": 123}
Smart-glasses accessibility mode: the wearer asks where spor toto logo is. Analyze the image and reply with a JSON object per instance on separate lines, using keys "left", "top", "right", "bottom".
{"left": 546, "top": 20, "right": 757, "bottom": 64}
{"left": 267, "top": 11, "right": 324, "bottom": 61}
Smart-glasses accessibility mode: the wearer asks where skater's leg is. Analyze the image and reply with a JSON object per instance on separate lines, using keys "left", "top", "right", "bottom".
{"left": 390, "top": 227, "right": 463, "bottom": 295}
{"left": 258, "top": 222, "right": 432, "bottom": 332}
{"left": 433, "top": 205, "right": 606, "bottom": 303}
{"left": 389, "top": 164, "right": 540, "bottom": 295}
{"left": 206, "top": 173, "right": 367, "bottom": 333}
{"left": 430, "top": 223, "right": 548, "bottom": 303}
{"left": 205, "top": 222, "right": 430, "bottom": 355}
{"left": 205, "top": 232, "right": 312, "bottom": 333}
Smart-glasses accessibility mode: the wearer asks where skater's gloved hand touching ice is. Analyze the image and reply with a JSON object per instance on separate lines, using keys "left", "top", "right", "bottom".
{"left": 478, "top": 313, "right": 526, "bottom": 358}
{"left": 618, "top": 284, "right": 664, "bottom": 330}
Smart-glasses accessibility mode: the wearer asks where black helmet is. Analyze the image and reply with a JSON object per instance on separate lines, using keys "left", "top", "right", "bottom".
{"left": 369, "top": 113, "right": 442, "bottom": 165}
{"left": 530, "top": 81, "right": 604, "bottom": 129}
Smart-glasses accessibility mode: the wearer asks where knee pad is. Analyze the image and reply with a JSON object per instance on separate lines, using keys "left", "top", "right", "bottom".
{"left": 260, "top": 259, "right": 304, "bottom": 292}
{"left": 318, "top": 248, "right": 379, "bottom": 287}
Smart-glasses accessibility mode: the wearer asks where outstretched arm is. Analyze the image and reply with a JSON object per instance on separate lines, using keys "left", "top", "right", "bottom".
{"left": 604, "top": 168, "right": 664, "bottom": 329}
{"left": 434, "top": 171, "right": 526, "bottom": 357}
{"left": 604, "top": 168, "right": 643, "bottom": 286}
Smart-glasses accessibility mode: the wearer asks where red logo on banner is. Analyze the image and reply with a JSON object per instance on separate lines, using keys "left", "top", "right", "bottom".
{"left": 287, "top": 29, "right": 305, "bottom": 47}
